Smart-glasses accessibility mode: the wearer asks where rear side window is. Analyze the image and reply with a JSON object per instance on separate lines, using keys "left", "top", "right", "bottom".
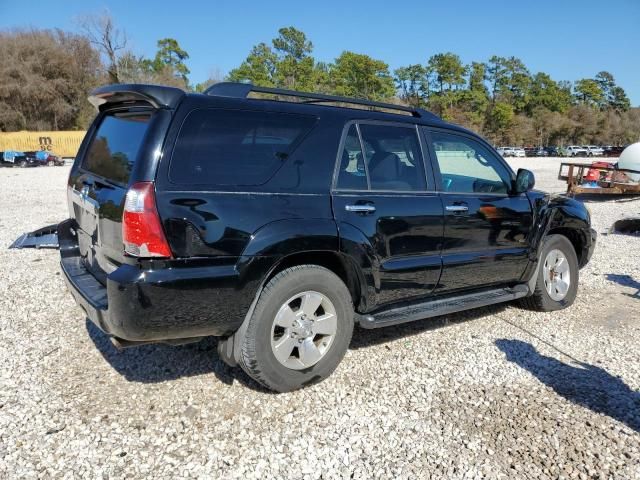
{"left": 336, "top": 125, "right": 368, "bottom": 190}
{"left": 335, "top": 122, "right": 427, "bottom": 192}
{"left": 170, "top": 109, "right": 316, "bottom": 186}
{"left": 82, "top": 111, "right": 151, "bottom": 185}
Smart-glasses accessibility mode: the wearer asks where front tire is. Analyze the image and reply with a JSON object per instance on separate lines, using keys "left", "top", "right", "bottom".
{"left": 238, "top": 265, "right": 354, "bottom": 392}
{"left": 520, "top": 235, "right": 579, "bottom": 311}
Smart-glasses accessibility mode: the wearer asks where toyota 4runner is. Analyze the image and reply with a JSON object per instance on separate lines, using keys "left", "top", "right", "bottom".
{"left": 60, "top": 83, "right": 596, "bottom": 392}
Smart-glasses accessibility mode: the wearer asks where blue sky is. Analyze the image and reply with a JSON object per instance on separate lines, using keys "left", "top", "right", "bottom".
{"left": 2, "top": 0, "right": 639, "bottom": 105}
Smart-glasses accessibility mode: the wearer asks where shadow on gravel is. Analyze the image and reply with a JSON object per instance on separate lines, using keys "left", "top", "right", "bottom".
{"left": 496, "top": 339, "right": 640, "bottom": 433}
{"left": 605, "top": 274, "right": 640, "bottom": 299}
{"left": 350, "top": 303, "right": 507, "bottom": 349}
{"left": 85, "top": 320, "right": 272, "bottom": 393}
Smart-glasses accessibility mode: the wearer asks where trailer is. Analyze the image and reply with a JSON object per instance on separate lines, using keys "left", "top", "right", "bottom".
{"left": 557, "top": 161, "right": 640, "bottom": 196}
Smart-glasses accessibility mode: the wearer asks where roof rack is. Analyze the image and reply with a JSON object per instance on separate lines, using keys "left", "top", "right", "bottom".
{"left": 204, "top": 82, "right": 438, "bottom": 120}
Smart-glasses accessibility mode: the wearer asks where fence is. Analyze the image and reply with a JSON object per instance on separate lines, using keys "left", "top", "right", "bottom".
{"left": 0, "top": 131, "right": 87, "bottom": 158}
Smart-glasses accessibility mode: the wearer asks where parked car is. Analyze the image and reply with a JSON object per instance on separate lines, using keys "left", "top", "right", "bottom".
{"left": 566, "top": 146, "right": 589, "bottom": 157}
{"left": 525, "top": 147, "right": 548, "bottom": 157}
{"left": 496, "top": 147, "right": 507, "bottom": 157}
{"left": 59, "top": 83, "right": 597, "bottom": 392}
{"left": 582, "top": 146, "right": 604, "bottom": 157}
{"left": 603, "top": 146, "right": 625, "bottom": 157}
{"left": 512, "top": 147, "right": 526, "bottom": 157}
{"left": 544, "top": 146, "right": 566, "bottom": 157}
{"left": 1, "top": 150, "right": 38, "bottom": 167}
{"left": 31, "top": 150, "right": 65, "bottom": 166}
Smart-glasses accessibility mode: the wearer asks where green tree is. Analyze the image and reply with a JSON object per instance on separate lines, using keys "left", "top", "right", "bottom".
{"left": 427, "top": 52, "right": 466, "bottom": 92}
{"left": 527, "top": 72, "right": 571, "bottom": 113}
{"left": 574, "top": 79, "right": 605, "bottom": 107}
{"left": 227, "top": 43, "right": 278, "bottom": 87}
{"left": 272, "top": 26, "right": 312, "bottom": 59}
{"left": 272, "top": 27, "right": 315, "bottom": 90}
{"left": 595, "top": 71, "right": 630, "bottom": 111}
{"left": 147, "top": 38, "right": 190, "bottom": 83}
{"left": 486, "top": 56, "right": 508, "bottom": 101}
{"left": 501, "top": 57, "right": 531, "bottom": 112}
{"left": 487, "top": 102, "right": 514, "bottom": 142}
{"left": 394, "top": 64, "right": 427, "bottom": 106}
{"left": 331, "top": 51, "right": 395, "bottom": 100}
{"left": 468, "top": 62, "right": 488, "bottom": 95}
{"left": 609, "top": 86, "right": 631, "bottom": 111}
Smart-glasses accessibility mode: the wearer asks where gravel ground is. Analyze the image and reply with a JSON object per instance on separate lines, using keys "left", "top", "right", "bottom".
{"left": 0, "top": 159, "right": 639, "bottom": 479}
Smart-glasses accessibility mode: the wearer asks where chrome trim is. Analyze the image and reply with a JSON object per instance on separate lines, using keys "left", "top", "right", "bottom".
{"left": 345, "top": 204, "right": 376, "bottom": 213}
{"left": 445, "top": 205, "right": 469, "bottom": 212}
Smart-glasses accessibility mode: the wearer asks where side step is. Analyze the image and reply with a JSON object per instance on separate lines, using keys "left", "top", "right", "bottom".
{"left": 357, "top": 285, "right": 529, "bottom": 329}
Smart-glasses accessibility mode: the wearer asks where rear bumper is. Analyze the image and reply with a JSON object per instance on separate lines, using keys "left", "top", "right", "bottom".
{"left": 59, "top": 220, "right": 266, "bottom": 342}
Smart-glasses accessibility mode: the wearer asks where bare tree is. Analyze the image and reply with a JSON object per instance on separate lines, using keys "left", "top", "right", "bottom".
{"left": 78, "top": 10, "right": 126, "bottom": 83}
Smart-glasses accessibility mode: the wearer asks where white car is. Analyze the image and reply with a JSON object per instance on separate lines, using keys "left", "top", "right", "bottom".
{"left": 583, "top": 145, "right": 604, "bottom": 157}
{"left": 512, "top": 147, "right": 526, "bottom": 158}
{"left": 566, "top": 145, "right": 589, "bottom": 157}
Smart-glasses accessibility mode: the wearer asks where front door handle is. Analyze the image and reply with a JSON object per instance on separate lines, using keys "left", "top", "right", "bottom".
{"left": 345, "top": 204, "right": 376, "bottom": 213}
{"left": 445, "top": 205, "right": 469, "bottom": 212}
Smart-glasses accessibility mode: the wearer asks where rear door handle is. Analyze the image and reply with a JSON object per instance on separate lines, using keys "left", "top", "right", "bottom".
{"left": 345, "top": 204, "right": 376, "bottom": 213}
{"left": 445, "top": 205, "right": 469, "bottom": 212}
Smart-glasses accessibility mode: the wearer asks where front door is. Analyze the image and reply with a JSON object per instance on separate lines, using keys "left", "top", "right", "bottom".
{"left": 424, "top": 129, "right": 533, "bottom": 293}
{"left": 332, "top": 122, "right": 443, "bottom": 310}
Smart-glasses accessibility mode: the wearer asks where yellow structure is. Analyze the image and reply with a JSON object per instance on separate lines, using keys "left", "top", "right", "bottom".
{"left": 0, "top": 131, "right": 86, "bottom": 158}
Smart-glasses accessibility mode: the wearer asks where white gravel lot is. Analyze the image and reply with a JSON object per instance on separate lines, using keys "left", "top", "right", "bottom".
{"left": 0, "top": 159, "right": 639, "bottom": 479}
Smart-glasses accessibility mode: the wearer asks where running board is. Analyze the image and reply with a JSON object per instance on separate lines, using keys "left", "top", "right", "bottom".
{"left": 357, "top": 285, "right": 529, "bottom": 329}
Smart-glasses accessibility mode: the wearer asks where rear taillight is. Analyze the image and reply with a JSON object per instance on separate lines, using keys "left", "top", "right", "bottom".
{"left": 122, "top": 182, "right": 172, "bottom": 258}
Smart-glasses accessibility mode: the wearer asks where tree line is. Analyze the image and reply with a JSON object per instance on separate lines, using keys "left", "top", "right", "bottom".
{"left": 1, "top": 16, "right": 638, "bottom": 147}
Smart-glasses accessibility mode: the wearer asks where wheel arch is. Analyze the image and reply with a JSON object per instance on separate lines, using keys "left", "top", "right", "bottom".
{"left": 546, "top": 227, "right": 587, "bottom": 266}
{"left": 263, "top": 251, "right": 365, "bottom": 312}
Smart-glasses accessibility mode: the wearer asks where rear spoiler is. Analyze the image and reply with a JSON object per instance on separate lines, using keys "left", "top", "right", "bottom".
{"left": 88, "top": 84, "right": 186, "bottom": 111}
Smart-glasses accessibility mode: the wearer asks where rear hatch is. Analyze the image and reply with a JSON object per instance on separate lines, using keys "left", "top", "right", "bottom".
{"left": 68, "top": 110, "right": 154, "bottom": 283}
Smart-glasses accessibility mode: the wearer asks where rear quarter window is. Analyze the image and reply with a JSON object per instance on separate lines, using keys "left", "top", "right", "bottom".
{"left": 169, "top": 108, "right": 316, "bottom": 186}
{"left": 82, "top": 111, "right": 151, "bottom": 185}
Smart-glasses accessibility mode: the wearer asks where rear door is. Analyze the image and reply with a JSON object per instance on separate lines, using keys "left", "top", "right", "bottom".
{"left": 424, "top": 128, "right": 533, "bottom": 293}
{"left": 332, "top": 121, "right": 443, "bottom": 310}
{"left": 68, "top": 109, "right": 154, "bottom": 281}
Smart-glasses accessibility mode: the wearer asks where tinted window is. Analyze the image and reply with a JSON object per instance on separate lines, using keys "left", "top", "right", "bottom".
{"left": 336, "top": 125, "right": 368, "bottom": 190}
{"left": 359, "top": 124, "right": 426, "bottom": 191}
{"left": 429, "top": 131, "right": 511, "bottom": 194}
{"left": 170, "top": 109, "right": 316, "bottom": 186}
{"left": 82, "top": 112, "right": 151, "bottom": 184}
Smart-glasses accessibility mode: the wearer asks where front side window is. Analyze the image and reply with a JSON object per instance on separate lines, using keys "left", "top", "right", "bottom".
{"left": 170, "top": 109, "right": 316, "bottom": 186}
{"left": 429, "top": 131, "right": 511, "bottom": 194}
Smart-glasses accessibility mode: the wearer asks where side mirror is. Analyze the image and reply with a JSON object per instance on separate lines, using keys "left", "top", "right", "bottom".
{"left": 513, "top": 168, "right": 535, "bottom": 194}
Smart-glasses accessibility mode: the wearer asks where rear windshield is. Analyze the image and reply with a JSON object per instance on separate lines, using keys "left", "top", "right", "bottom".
{"left": 169, "top": 108, "right": 316, "bottom": 186}
{"left": 82, "top": 111, "right": 152, "bottom": 184}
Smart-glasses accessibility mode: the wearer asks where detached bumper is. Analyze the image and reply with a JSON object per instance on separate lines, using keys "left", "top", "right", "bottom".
{"left": 59, "top": 220, "right": 263, "bottom": 342}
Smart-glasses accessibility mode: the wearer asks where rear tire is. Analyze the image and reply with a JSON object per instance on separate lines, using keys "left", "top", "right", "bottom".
{"left": 519, "top": 235, "right": 579, "bottom": 312}
{"left": 238, "top": 265, "right": 354, "bottom": 392}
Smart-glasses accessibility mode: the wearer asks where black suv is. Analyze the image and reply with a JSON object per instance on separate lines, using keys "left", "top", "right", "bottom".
{"left": 60, "top": 83, "right": 596, "bottom": 392}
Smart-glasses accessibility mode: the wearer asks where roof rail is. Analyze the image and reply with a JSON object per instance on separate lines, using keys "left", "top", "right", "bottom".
{"left": 204, "top": 82, "right": 437, "bottom": 119}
